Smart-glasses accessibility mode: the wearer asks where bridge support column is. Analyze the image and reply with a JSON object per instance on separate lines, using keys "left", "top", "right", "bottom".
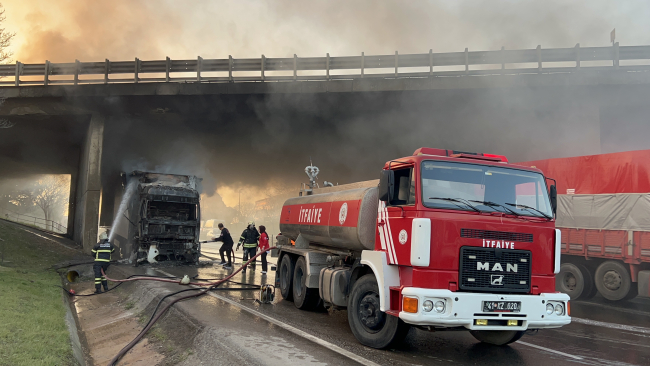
{"left": 73, "top": 114, "right": 104, "bottom": 253}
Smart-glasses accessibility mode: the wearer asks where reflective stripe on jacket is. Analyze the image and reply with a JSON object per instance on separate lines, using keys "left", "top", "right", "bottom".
{"left": 92, "top": 240, "right": 115, "bottom": 262}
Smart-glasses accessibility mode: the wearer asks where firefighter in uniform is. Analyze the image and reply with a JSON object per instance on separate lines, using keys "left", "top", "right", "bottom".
{"left": 213, "top": 223, "right": 234, "bottom": 268}
{"left": 237, "top": 221, "right": 260, "bottom": 273}
{"left": 92, "top": 231, "right": 115, "bottom": 294}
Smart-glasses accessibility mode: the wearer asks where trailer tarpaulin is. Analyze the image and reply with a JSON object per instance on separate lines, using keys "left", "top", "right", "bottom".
{"left": 516, "top": 150, "right": 650, "bottom": 195}
{"left": 558, "top": 194, "right": 650, "bottom": 232}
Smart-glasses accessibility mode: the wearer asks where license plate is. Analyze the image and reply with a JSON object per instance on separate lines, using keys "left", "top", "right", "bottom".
{"left": 482, "top": 301, "right": 521, "bottom": 313}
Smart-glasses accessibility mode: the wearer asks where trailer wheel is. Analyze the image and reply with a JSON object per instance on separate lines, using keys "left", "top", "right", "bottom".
{"left": 292, "top": 257, "right": 320, "bottom": 310}
{"left": 595, "top": 261, "right": 638, "bottom": 301}
{"left": 556, "top": 263, "right": 596, "bottom": 300}
{"left": 279, "top": 254, "right": 295, "bottom": 301}
{"left": 577, "top": 263, "right": 598, "bottom": 300}
{"left": 347, "top": 274, "right": 410, "bottom": 349}
{"left": 470, "top": 330, "right": 524, "bottom": 346}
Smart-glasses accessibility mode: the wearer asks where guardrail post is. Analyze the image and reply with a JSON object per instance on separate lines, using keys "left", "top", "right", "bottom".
{"left": 228, "top": 55, "right": 233, "bottom": 82}
{"left": 614, "top": 42, "right": 619, "bottom": 69}
{"left": 44, "top": 60, "right": 50, "bottom": 86}
{"left": 14, "top": 61, "right": 21, "bottom": 86}
{"left": 261, "top": 54, "right": 265, "bottom": 81}
{"left": 464, "top": 48, "right": 469, "bottom": 75}
{"left": 429, "top": 49, "right": 433, "bottom": 76}
{"left": 395, "top": 51, "right": 399, "bottom": 77}
{"left": 501, "top": 46, "right": 505, "bottom": 72}
{"left": 537, "top": 45, "right": 542, "bottom": 73}
{"left": 165, "top": 57, "right": 170, "bottom": 82}
{"left": 326, "top": 53, "right": 330, "bottom": 80}
{"left": 361, "top": 52, "right": 365, "bottom": 78}
{"left": 197, "top": 56, "right": 202, "bottom": 82}
{"left": 134, "top": 57, "right": 140, "bottom": 83}
{"left": 104, "top": 59, "right": 110, "bottom": 84}
{"left": 575, "top": 43, "right": 580, "bottom": 70}
{"left": 74, "top": 59, "right": 80, "bottom": 85}
{"left": 293, "top": 54, "right": 297, "bottom": 81}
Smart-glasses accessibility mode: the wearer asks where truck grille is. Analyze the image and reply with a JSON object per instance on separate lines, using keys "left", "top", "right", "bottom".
{"left": 459, "top": 247, "right": 531, "bottom": 293}
{"left": 461, "top": 229, "right": 533, "bottom": 243}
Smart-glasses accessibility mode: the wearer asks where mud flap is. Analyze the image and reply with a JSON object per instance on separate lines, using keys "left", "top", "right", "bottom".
{"left": 639, "top": 270, "right": 650, "bottom": 298}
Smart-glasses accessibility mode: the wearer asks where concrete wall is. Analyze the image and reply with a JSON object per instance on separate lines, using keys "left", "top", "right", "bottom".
{"left": 73, "top": 115, "right": 104, "bottom": 252}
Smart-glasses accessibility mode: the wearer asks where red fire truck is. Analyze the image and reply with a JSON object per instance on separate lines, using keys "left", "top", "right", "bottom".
{"left": 519, "top": 150, "right": 650, "bottom": 302}
{"left": 273, "top": 148, "right": 570, "bottom": 349}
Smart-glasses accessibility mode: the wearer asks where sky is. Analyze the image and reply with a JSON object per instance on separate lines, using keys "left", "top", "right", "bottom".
{"left": 3, "top": 1, "right": 650, "bottom": 64}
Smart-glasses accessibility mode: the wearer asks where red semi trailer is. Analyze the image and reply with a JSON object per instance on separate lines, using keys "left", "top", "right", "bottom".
{"left": 518, "top": 150, "right": 650, "bottom": 301}
{"left": 273, "top": 148, "right": 570, "bottom": 349}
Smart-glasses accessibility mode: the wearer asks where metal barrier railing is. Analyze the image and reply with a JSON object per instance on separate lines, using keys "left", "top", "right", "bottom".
{"left": 2, "top": 43, "right": 650, "bottom": 87}
{"left": 0, "top": 207, "right": 67, "bottom": 234}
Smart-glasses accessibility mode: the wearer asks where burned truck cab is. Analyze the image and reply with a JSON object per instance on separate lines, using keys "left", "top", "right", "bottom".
{"left": 128, "top": 171, "right": 201, "bottom": 265}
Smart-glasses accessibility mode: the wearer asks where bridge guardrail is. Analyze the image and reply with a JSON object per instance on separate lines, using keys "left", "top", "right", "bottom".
{"left": 2, "top": 43, "right": 649, "bottom": 86}
{"left": 0, "top": 207, "right": 67, "bottom": 234}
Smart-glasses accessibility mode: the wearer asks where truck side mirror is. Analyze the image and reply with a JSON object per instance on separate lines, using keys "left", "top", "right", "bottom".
{"left": 550, "top": 185, "right": 557, "bottom": 216}
{"left": 378, "top": 170, "right": 394, "bottom": 202}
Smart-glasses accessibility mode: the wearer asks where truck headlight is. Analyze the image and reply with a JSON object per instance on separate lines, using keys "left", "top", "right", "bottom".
{"left": 422, "top": 300, "right": 433, "bottom": 312}
{"left": 434, "top": 300, "right": 446, "bottom": 313}
{"left": 554, "top": 304, "right": 564, "bottom": 316}
{"left": 546, "top": 303, "right": 554, "bottom": 315}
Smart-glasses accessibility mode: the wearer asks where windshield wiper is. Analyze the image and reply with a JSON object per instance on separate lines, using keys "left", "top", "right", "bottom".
{"left": 504, "top": 203, "right": 552, "bottom": 219}
{"left": 429, "top": 197, "right": 481, "bottom": 213}
{"left": 469, "top": 200, "right": 520, "bottom": 216}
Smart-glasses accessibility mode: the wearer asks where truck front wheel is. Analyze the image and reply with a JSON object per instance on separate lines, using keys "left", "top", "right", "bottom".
{"left": 279, "top": 254, "right": 295, "bottom": 301}
{"left": 470, "top": 330, "right": 524, "bottom": 346}
{"left": 347, "top": 274, "right": 410, "bottom": 349}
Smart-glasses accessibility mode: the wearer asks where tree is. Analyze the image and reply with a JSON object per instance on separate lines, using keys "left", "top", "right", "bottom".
{"left": 31, "top": 175, "right": 69, "bottom": 230}
{"left": 0, "top": 3, "right": 14, "bottom": 129}
{"left": 0, "top": 3, "right": 14, "bottom": 65}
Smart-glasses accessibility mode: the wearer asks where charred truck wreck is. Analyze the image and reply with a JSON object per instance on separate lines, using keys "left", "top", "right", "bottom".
{"left": 112, "top": 171, "right": 201, "bottom": 265}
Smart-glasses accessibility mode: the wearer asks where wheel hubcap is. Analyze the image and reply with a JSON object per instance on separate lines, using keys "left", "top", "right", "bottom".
{"left": 603, "top": 270, "right": 622, "bottom": 291}
{"left": 563, "top": 273, "right": 577, "bottom": 291}
{"left": 358, "top": 292, "right": 385, "bottom": 331}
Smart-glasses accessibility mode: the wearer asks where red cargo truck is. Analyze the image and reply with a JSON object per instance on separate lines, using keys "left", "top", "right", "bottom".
{"left": 517, "top": 150, "right": 650, "bottom": 301}
{"left": 274, "top": 148, "right": 570, "bottom": 349}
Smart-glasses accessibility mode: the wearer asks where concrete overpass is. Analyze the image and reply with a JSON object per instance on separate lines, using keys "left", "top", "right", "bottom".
{"left": 2, "top": 43, "right": 650, "bottom": 252}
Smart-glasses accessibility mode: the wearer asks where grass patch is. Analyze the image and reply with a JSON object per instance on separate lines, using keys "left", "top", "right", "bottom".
{"left": 0, "top": 221, "right": 81, "bottom": 366}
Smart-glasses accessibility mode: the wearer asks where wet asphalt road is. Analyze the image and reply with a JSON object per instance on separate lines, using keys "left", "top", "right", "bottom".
{"left": 123, "top": 243, "right": 650, "bottom": 365}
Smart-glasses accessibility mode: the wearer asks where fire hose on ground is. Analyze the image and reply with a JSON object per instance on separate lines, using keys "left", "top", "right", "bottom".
{"left": 101, "top": 246, "right": 277, "bottom": 366}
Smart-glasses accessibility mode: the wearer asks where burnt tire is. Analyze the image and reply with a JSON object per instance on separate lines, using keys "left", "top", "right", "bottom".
{"left": 279, "top": 254, "right": 295, "bottom": 301}
{"left": 292, "top": 257, "right": 320, "bottom": 310}
{"left": 595, "top": 260, "right": 637, "bottom": 301}
{"left": 557, "top": 263, "right": 596, "bottom": 300}
{"left": 347, "top": 274, "right": 410, "bottom": 349}
{"left": 470, "top": 330, "right": 525, "bottom": 346}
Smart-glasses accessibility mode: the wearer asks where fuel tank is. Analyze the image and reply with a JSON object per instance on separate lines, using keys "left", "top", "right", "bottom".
{"left": 279, "top": 187, "right": 378, "bottom": 251}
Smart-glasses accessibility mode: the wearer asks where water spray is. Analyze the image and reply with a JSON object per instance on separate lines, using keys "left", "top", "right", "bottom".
{"left": 108, "top": 178, "right": 138, "bottom": 242}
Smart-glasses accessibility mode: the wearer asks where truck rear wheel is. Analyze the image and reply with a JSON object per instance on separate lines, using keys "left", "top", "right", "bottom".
{"left": 292, "top": 257, "right": 320, "bottom": 310}
{"left": 279, "top": 254, "right": 295, "bottom": 301}
{"left": 470, "top": 330, "right": 524, "bottom": 346}
{"left": 595, "top": 261, "right": 638, "bottom": 301}
{"left": 347, "top": 274, "right": 410, "bottom": 349}
{"left": 557, "top": 263, "right": 596, "bottom": 300}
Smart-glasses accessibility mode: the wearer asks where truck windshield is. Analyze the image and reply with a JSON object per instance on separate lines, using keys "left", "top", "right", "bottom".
{"left": 421, "top": 160, "right": 552, "bottom": 218}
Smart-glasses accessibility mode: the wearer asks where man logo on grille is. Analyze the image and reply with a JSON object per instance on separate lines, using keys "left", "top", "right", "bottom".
{"left": 491, "top": 275, "right": 504, "bottom": 285}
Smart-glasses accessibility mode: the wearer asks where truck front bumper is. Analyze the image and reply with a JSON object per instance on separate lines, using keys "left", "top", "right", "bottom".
{"left": 398, "top": 288, "right": 571, "bottom": 331}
